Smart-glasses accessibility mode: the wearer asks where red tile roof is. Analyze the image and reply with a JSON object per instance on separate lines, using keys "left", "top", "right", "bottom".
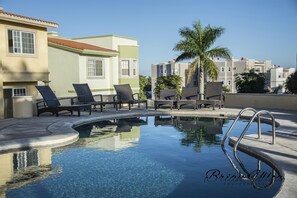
{"left": 0, "top": 9, "right": 58, "bottom": 27}
{"left": 48, "top": 37, "right": 117, "bottom": 53}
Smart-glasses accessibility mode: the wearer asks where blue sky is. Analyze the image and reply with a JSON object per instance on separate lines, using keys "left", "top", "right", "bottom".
{"left": 1, "top": 0, "right": 297, "bottom": 75}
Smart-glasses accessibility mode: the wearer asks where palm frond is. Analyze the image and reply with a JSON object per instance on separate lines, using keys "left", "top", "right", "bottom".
{"left": 185, "top": 58, "right": 200, "bottom": 84}
{"left": 200, "top": 26, "right": 224, "bottom": 51}
{"left": 206, "top": 47, "right": 232, "bottom": 60}
{"left": 203, "top": 58, "right": 219, "bottom": 80}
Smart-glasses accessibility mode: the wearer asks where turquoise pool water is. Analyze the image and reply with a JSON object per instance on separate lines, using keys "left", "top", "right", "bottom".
{"left": 1, "top": 116, "right": 281, "bottom": 198}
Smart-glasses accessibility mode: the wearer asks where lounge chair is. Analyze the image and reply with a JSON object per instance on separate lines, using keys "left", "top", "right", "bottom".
{"left": 73, "top": 83, "right": 118, "bottom": 112}
{"left": 36, "top": 86, "right": 91, "bottom": 117}
{"left": 154, "top": 89, "right": 177, "bottom": 110}
{"left": 196, "top": 82, "right": 224, "bottom": 110}
{"left": 176, "top": 87, "right": 198, "bottom": 110}
{"left": 113, "top": 84, "right": 148, "bottom": 110}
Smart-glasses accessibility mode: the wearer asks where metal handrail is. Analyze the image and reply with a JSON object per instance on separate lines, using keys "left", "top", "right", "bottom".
{"left": 221, "top": 108, "right": 260, "bottom": 146}
{"left": 233, "top": 110, "right": 276, "bottom": 155}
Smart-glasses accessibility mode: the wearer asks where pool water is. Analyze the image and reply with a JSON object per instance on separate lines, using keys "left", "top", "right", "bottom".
{"left": 1, "top": 116, "right": 282, "bottom": 198}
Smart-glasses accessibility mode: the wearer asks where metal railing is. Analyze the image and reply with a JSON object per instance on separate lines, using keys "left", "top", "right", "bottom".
{"left": 221, "top": 108, "right": 276, "bottom": 150}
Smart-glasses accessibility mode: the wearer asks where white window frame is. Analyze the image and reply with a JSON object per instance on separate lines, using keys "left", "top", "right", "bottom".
{"left": 8, "top": 29, "right": 36, "bottom": 55}
{"left": 14, "top": 150, "right": 40, "bottom": 170}
{"left": 87, "top": 58, "right": 104, "bottom": 78}
{"left": 121, "top": 60, "right": 130, "bottom": 77}
{"left": 13, "top": 88, "right": 26, "bottom": 96}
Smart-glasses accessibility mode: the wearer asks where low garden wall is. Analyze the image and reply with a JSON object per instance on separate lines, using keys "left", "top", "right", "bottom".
{"left": 224, "top": 93, "right": 297, "bottom": 110}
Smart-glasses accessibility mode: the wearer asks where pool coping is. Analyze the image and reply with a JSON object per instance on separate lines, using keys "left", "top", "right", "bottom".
{"left": 0, "top": 108, "right": 296, "bottom": 197}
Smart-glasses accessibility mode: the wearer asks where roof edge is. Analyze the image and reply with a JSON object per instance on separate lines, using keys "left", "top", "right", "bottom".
{"left": 48, "top": 42, "right": 118, "bottom": 57}
{"left": 72, "top": 34, "right": 137, "bottom": 41}
{"left": 0, "top": 10, "right": 58, "bottom": 28}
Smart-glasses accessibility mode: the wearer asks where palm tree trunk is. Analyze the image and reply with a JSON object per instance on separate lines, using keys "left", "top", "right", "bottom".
{"left": 198, "top": 58, "right": 204, "bottom": 99}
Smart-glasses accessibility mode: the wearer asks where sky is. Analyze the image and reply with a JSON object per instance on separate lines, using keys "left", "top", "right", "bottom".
{"left": 1, "top": 0, "right": 297, "bottom": 75}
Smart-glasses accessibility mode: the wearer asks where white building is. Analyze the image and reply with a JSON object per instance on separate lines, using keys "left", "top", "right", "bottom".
{"left": 270, "top": 67, "right": 295, "bottom": 93}
{"left": 151, "top": 60, "right": 191, "bottom": 97}
{"left": 214, "top": 58, "right": 273, "bottom": 93}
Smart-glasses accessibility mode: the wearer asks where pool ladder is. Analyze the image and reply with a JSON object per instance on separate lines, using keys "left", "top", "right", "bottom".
{"left": 221, "top": 107, "right": 276, "bottom": 153}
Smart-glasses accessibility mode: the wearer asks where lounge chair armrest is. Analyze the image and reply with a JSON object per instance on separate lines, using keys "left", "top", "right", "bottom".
{"left": 93, "top": 94, "right": 103, "bottom": 101}
{"left": 70, "top": 96, "right": 81, "bottom": 105}
{"left": 185, "top": 94, "right": 198, "bottom": 100}
{"left": 132, "top": 93, "right": 139, "bottom": 100}
{"left": 207, "top": 94, "right": 223, "bottom": 100}
{"left": 36, "top": 100, "right": 46, "bottom": 108}
{"left": 164, "top": 94, "right": 176, "bottom": 100}
{"left": 113, "top": 95, "right": 118, "bottom": 102}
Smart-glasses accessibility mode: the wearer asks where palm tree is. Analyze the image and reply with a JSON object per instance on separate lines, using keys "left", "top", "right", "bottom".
{"left": 173, "top": 21, "right": 231, "bottom": 96}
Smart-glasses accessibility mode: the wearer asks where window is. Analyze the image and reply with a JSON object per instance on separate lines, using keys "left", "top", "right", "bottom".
{"left": 133, "top": 60, "right": 137, "bottom": 76}
{"left": 8, "top": 30, "right": 35, "bottom": 54}
{"left": 13, "top": 88, "right": 26, "bottom": 96}
{"left": 228, "top": 67, "right": 231, "bottom": 72}
{"left": 87, "top": 59, "right": 103, "bottom": 77}
{"left": 13, "top": 150, "right": 39, "bottom": 170}
{"left": 160, "top": 65, "right": 163, "bottom": 75}
{"left": 228, "top": 80, "right": 231, "bottom": 85}
{"left": 121, "top": 60, "right": 130, "bottom": 76}
{"left": 221, "top": 67, "right": 224, "bottom": 72}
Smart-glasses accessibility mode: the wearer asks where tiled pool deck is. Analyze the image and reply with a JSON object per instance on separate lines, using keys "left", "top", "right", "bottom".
{"left": 0, "top": 107, "right": 296, "bottom": 197}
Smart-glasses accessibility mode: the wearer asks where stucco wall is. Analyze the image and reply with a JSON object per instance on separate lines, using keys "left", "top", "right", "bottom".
{"left": 224, "top": 93, "right": 297, "bottom": 110}
{"left": 48, "top": 46, "right": 79, "bottom": 97}
{"left": 0, "top": 20, "right": 49, "bottom": 81}
{"left": 78, "top": 55, "right": 115, "bottom": 95}
{"left": 0, "top": 20, "right": 50, "bottom": 119}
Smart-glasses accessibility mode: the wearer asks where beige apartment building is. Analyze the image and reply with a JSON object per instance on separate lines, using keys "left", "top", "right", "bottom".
{"left": 0, "top": 9, "right": 58, "bottom": 118}
{"left": 214, "top": 58, "right": 273, "bottom": 93}
{"left": 151, "top": 60, "right": 192, "bottom": 97}
{"left": 270, "top": 67, "right": 295, "bottom": 93}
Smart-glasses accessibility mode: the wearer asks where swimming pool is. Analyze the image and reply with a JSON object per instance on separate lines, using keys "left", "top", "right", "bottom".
{"left": 0, "top": 116, "right": 281, "bottom": 198}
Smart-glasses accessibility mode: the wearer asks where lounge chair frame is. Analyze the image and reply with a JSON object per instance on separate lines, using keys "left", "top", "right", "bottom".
{"left": 114, "top": 84, "right": 147, "bottom": 110}
{"left": 196, "top": 82, "right": 224, "bottom": 110}
{"left": 177, "top": 87, "right": 198, "bottom": 110}
{"left": 154, "top": 89, "right": 177, "bottom": 110}
{"left": 73, "top": 83, "right": 118, "bottom": 112}
{"left": 36, "top": 86, "right": 91, "bottom": 117}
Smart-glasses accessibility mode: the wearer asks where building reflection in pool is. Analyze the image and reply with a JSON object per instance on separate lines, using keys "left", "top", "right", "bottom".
{"left": 74, "top": 117, "right": 148, "bottom": 151}
{"left": 0, "top": 148, "right": 53, "bottom": 197}
{"left": 155, "top": 116, "right": 226, "bottom": 151}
